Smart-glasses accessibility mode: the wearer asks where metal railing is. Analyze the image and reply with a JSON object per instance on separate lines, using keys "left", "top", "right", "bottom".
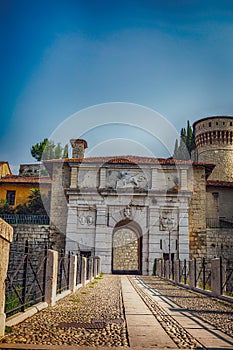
{"left": 155, "top": 257, "right": 233, "bottom": 297}
{"left": 206, "top": 217, "right": 233, "bottom": 229}
{"left": 5, "top": 240, "right": 48, "bottom": 316}
{"left": 222, "top": 258, "right": 233, "bottom": 297}
{"left": 56, "top": 251, "right": 70, "bottom": 294}
{"left": 0, "top": 214, "right": 50, "bottom": 225}
{"left": 194, "top": 258, "right": 212, "bottom": 290}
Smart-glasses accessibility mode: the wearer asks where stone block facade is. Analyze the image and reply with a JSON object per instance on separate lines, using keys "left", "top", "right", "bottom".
{"left": 193, "top": 116, "right": 233, "bottom": 182}
{"left": 206, "top": 228, "right": 233, "bottom": 260}
{"left": 188, "top": 167, "right": 207, "bottom": 259}
{"left": 44, "top": 144, "right": 216, "bottom": 274}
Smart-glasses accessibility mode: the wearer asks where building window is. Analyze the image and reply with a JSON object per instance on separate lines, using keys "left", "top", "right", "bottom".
{"left": 160, "top": 239, "right": 162, "bottom": 250}
{"left": 6, "top": 190, "right": 16, "bottom": 205}
{"left": 209, "top": 122, "right": 211, "bottom": 127}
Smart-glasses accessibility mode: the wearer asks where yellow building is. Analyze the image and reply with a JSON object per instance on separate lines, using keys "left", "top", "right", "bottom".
{"left": 0, "top": 162, "right": 11, "bottom": 178}
{"left": 0, "top": 175, "right": 51, "bottom": 208}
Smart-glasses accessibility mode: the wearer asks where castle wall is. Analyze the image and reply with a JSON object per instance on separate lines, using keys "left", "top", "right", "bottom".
{"left": 206, "top": 187, "right": 233, "bottom": 220}
{"left": 49, "top": 163, "right": 70, "bottom": 251}
{"left": 188, "top": 167, "right": 207, "bottom": 259}
{"left": 194, "top": 116, "right": 233, "bottom": 181}
{"left": 206, "top": 228, "right": 233, "bottom": 260}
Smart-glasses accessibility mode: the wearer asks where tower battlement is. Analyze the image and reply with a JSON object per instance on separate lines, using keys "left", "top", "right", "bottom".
{"left": 193, "top": 116, "right": 233, "bottom": 181}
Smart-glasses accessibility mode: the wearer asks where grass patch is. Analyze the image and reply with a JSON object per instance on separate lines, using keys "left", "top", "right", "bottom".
{"left": 70, "top": 298, "right": 82, "bottom": 303}
{"left": 80, "top": 291, "right": 89, "bottom": 294}
{"left": 94, "top": 276, "right": 103, "bottom": 280}
{"left": 5, "top": 327, "right": 12, "bottom": 333}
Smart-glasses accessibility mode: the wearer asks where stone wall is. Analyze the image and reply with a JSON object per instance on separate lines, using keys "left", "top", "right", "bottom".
{"left": 206, "top": 228, "right": 233, "bottom": 260}
{"left": 194, "top": 116, "right": 233, "bottom": 182}
{"left": 49, "top": 163, "right": 70, "bottom": 251}
{"left": 112, "top": 228, "right": 139, "bottom": 272}
{"left": 0, "top": 219, "right": 13, "bottom": 336}
{"left": 189, "top": 167, "right": 207, "bottom": 259}
{"left": 13, "top": 224, "right": 50, "bottom": 243}
{"left": 206, "top": 187, "right": 233, "bottom": 220}
{"left": 198, "top": 148, "right": 233, "bottom": 181}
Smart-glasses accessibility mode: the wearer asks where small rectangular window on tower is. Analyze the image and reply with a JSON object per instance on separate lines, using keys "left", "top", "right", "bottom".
{"left": 209, "top": 122, "right": 211, "bottom": 127}
{"left": 6, "top": 190, "right": 16, "bottom": 206}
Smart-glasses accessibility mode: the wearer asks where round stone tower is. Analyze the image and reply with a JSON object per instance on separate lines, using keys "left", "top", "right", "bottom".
{"left": 193, "top": 116, "right": 233, "bottom": 181}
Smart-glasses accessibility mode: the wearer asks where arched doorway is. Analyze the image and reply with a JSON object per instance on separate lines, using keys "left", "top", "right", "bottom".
{"left": 112, "top": 220, "right": 142, "bottom": 274}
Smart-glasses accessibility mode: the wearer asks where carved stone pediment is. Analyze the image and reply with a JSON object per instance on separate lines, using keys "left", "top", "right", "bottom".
{"left": 107, "top": 170, "right": 148, "bottom": 190}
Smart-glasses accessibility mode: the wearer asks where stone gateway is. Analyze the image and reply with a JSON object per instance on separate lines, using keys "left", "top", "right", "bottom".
{"left": 44, "top": 116, "right": 233, "bottom": 274}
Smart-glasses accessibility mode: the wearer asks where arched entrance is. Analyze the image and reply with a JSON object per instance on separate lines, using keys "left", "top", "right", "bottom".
{"left": 112, "top": 220, "right": 142, "bottom": 274}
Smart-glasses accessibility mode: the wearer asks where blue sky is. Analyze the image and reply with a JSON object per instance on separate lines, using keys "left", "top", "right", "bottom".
{"left": 1, "top": 0, "right": 233, "bottom": 170}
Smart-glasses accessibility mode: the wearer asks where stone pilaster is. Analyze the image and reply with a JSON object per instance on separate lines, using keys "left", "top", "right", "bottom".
{"left": 99, "top": 167, "right": 106, "bottom": 189}
{"left": 178, "top": 208, "right": 189, "bottom": 261}
{"left": 65, "top": 205, "right": 79, "bottom": 253}
{"left": 148, "top": 207, "right": 160, "bottom": 275}
{"left": 0, "top": 219, "right": 13, "bottom": 337}
{"left": 151, "top": 168, "right": 158, "bottom": 190}
{"left": 180, "top": 169, "right": 188, "bottom": 191}
{"left": 49, "top": 163, "right": 68, "bottom": 251}
{"left": 95, "top": 205, "right": 110, "bottom": 273}
{"left": 70, "top": 167, "right": 78, "bottom": 188}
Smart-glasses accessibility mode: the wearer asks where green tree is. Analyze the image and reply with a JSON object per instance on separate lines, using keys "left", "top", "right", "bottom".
{"left": 14, "top": 189, "right": 50, "bottom": 215}
{"left": 173, "top": 121, "right": 196, "bottom": 160}
{"left": 173, "top": 139, "right": 179, "bottom": 159}
{"left": 31, "top": 138, "right": 48, "bottom": 161}
{"left": 62, "top": 144, "right": 69, "bottom": 158}
{"left": 27, "top": 189, "right": 47, "bottom": 214}
{"left": 31, "top": 139, "right": 68, "bottom": 161}
{"left": 0, "top": 199, "right": 13, "bottom": 214}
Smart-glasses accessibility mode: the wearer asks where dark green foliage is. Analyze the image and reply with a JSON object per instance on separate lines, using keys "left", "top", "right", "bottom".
{"left": 63, "top": 144, "right": 69, "bottom": 158}
{"left": 31, "top": 139, "right": 69, "bottom": 161}
{"left": 173, "top": 120, "right": 196, "bottom": 160}
{"left": 27, "top": 188, "right": 47, "bottom": 214}
{"left": 15, "top": 203, "right": 29, "bottom": 214}
{"left": 0, "top": 199, "right": 13, "bottom": 214}
{"left": 15, "top": 189, "right": 49, "bottom": 215}
{"left": 31, "top": 138, "right": 48, "bottom": 161}
{"left": 0, "top": 190, "right": 49, "bottom": 215}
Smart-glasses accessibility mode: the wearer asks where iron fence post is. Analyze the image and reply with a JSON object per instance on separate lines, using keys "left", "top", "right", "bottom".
{"left": 194, "top": 258, "right": 197, "bottom": 287}
{"left": 184, "top": 259, "right": 187, "bottom": 284}
{"left": 203, "top": 258, "right": 206, "bottom": 290}
{"left": 67, "top": 252, "right": 71, "bottom": 289}
{"left": 21, "top": 240, "right": 29, "bottom": 312}
{"left": 220, "top": 256, "right": 222, "bottom": 295}
{"left": 42, "top": 244, "right": 47, "bottom": 301}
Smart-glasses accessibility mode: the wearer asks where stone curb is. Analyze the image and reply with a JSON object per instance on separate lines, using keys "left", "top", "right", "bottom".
{"left": 6, "top": 302, "right": 48, "bottom": 328}
{"left": 0, "top": 345, "right": 180, "bottom": 349}
{"left": 5, "top": 288, "right": 82, "bottom": 328}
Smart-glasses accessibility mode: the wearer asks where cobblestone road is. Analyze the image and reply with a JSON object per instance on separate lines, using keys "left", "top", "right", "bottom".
{"left": 139, "top": 276, "right": 233, "bottom": 337}
{"left": 1, "top": 275, "right": 128, "bottom": 347}
{"left": 2, "top": 275, "right": 233, "bottom": 349}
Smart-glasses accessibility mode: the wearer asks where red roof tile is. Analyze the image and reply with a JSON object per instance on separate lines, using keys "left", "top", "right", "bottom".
{"left": 44, "top": 155, "right": 214, "bottom": 168}
{"left": 0, "top": 175, "right": 51, "bottom": 184}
